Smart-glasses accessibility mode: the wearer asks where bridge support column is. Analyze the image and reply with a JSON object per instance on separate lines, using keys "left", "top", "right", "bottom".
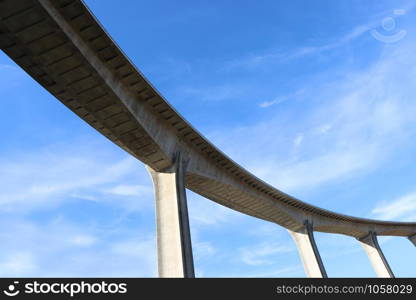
{"left": 288, "top": 221, "right": 327, "bottom": 278}
{"left": 358, "top": 232, "right": 394, "bottom": 278}
{"left": 147, "top": 154, "right": 195, "bottom": 278}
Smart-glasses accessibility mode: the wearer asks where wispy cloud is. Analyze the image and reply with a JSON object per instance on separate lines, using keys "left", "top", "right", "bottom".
{"left": 0, "top": 142, "right": 152, "bottom": 213}
{"left": 188, "top": 191, "right": 243, "bottom": 226}
{"left": 224, "top": 4, "right": 416, "bottom": 72}
{"left": 0, "top": 252, "right": 37, "bottom": 276}
{"left": 105, "top": 184, "right": 151, "bottom": 197}
{"left": 239, "top": 243, "right": 294, "bottom": 266}
{"left": 193, "top": 241, "right": 217, "bottom": 260}
{"left": 225, "top": 23, "right": 374, "bottom": 71}
{"left": 371, "top": 192, "right": 416, "bottom": 221}
{"left": 259, "top": 89, "right": 305, "bottom": 108}
{"left": 210, "top": 36, "right": 416, "bottom": 194}
{"left": 2, "top": 2, "right": 416, "bottom": 278}
{"left": 0, "top": 217, "right": 156, "bottom": 277}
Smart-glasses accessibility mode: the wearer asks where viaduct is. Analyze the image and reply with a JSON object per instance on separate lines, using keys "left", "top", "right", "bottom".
{"left": 1, "top": 0, "right": 415, "bottom": 278}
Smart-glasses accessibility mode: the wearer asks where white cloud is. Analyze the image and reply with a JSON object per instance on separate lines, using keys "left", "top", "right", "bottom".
{"left": 293, "top": 134, "right": 303, "bottom": 148}
{"left": 0, "top": 217, "right": 156, "bottom": 277}
{"left": 259, "top": 89, "right": 305, "bottom": 109}
{"left": 188, "top": 191, "right": 243, "bottom": 226}
{"left": 225, "top": 23, "right": 374, "bottom": 71}
{"left": 105, "top": 184, "right": 151, "bottom": 197}
{"left": 69, "top": 235, "right": 97, "bottom": 247}
{"left": 259, "top": 100, "right": 279, "bottom": 108}
{"left": 371, "top": 192, "right": 416, "bottom": 221}
{"left": 209, "top": 36, "right": 416, "bottom": 194}
{"left": 193, "top": 241, "right": 217, "bottom": 260}
{"left": 239, "top": 243, "right": 294, "bottom": 266}
{"left": 224, "top": 3, "right": 415, "bottom": 72}
{"left": 111, "top": 238, "right": 156, "bottom": 264}
{"left": 0, "top": 142, "right": 151, "bottom": 213}
{"left": 0, "top": 252, "right": 37, "bottom": 276}
{"left": 0, "top": 133, "right": 157, "bottom": 276}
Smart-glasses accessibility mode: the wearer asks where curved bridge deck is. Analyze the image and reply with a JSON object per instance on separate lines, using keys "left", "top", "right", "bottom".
{"left": 1, "top": 0, "right": 415, "bottom": 277}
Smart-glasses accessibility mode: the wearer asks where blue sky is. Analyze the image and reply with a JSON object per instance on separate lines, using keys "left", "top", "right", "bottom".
{"left": 1, "top": 0, "right": 416, "bottom": 277}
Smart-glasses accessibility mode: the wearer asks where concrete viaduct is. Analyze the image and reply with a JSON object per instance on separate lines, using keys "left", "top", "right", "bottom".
{"left": 1, "top": 0, "right": 415, "bottom": 278}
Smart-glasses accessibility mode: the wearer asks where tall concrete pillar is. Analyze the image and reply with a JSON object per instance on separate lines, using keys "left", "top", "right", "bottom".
{"left": 147, "top": 154, "right": 195, "bottom": 278}
{"left": 408, "top": 234, "right": 416, "bottom": 246}
{"left": 288, "top": 220, "right": 327, "bottom": 278}
{"left": 358, "top": 232, "right": 394, "bottom": 278}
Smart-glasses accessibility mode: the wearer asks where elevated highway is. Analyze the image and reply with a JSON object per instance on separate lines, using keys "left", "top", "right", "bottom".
{"left": 1, "top": 0, "right": 415, "bottom": 277}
